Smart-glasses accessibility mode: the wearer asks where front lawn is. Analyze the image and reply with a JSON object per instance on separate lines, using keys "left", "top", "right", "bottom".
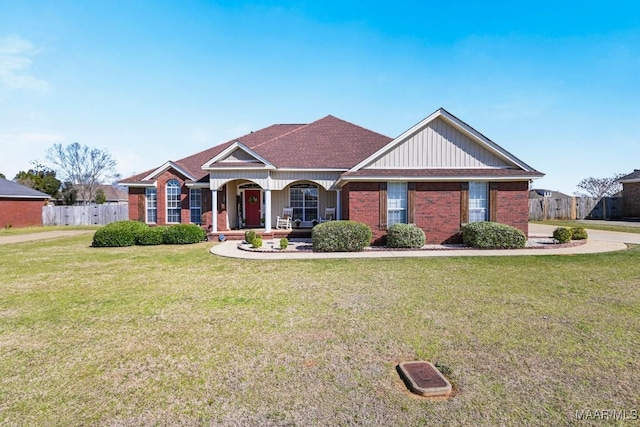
{"left": 1, "top": 236, "right": 638, "bottom": 425}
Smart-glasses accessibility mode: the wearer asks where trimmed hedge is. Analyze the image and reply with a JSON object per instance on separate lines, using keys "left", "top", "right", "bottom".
{"left": 244, "top": 230, "right": 257, "bottom": 245}
{"left": 279, "top": 238, "right": 289, "bottom": 250}
{"left": 386, "top": 223, "right": 425, "bottom": 248}
{"left": 93, "top": 222, "right": 206, "bottom": 247}
{"left": 136, "top": 226, "right": 166, "bottom": 245}
{"left": 571, "top": 227, "right": 588, "bottom": 240}
{"left": 162, "top": 224, "right": 206, "bottom": 244}
{"left": 553, "top": 227, "right": 572, "bottom": 243}
{"left": 462, "top": 221, "right": 526, "bottom": 249}
{"left": 92, "top": 220, "right": 148, "bottom": 247}
{"left": 312, "top": 220, "right": 372, "bottom": 252}
{"left": 252, "top": 236, "right": 263, "bottom": 248}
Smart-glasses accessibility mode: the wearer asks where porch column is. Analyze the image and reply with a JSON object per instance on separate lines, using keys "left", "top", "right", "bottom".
{"left": 264, "top": 189, "right": 272, "bottom": 232}
{"left": 336, "top": 189, "right": 341, "bottom": 220}
{"left": 211, "top": 189, "right": 218, "bottom": 232}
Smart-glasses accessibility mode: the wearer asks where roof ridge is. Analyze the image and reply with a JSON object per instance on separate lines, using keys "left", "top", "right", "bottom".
{"left": 248, "top": 122, "right": 309, "bottom": 150}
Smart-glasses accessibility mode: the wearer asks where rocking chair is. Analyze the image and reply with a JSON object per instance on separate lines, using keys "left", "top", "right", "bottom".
{"left": 276, "top": 207, "right": 293, "bottom": 230}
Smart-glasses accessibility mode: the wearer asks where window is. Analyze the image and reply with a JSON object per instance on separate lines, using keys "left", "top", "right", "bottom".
{"left": 190, "top": 188, "right": 202, "bottom": 224}
{"left": 469, "top": 181, "right": 488, "bottom": 222}
{"left": 166, "top": 179, "right": 181, "bottom": 223}
{"left": 145, "top": 188, "right": 157, "bottom": 223}
{"left": 387, "top": 182, "right": 407, "bottom": 227}
{"left": 289, "top": 184, "right": 318, "bottom": 222}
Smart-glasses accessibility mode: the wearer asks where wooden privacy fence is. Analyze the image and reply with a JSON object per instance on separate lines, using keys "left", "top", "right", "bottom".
{"left": 529, "top": 196, "right": 622, "bottom": 221}
{"left": 43, "top": 205, "right": 129, "bottom": 226}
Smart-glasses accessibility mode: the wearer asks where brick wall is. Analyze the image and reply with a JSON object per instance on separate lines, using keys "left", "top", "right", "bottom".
{"left": 493, "top": 181, "right": 529, "bottom": 235}
{"left": 623, "top": 182, "right": 640, "bottom": 217}
{"left": 128, "top": 187, "right": 145, "bottom": 221}
{"left": 0, "top": 198, "right": 46, "bottom": 228}
{"left": 413, "top": 182, "right": 462, "bottom": 244}
{"left": 343, "top": 182, "right": 384, "bottom": 242}
{"left": 346, "top": 180, "right": 531, "bottom": 245}
{"left": 127, "top": 172, "right": 228, "bottom": 229}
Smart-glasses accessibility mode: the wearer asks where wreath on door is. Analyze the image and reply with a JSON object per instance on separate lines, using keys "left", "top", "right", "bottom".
{"left": 248, "top": 196, "right": 258, "bottom": 204}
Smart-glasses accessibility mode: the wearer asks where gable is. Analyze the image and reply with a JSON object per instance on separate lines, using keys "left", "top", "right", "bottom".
{"left": 363, "top": 117, "right": 515, "bottom": 169}
{"left": 220, "top": 148, "right": 262, "bottom": 163}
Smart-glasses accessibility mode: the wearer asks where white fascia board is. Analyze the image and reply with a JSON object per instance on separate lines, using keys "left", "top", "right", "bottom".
{"left": 0, "top": 194, "right": 50, "bottom": 199}
{"left": 141, "top": 161, "right": 196, "bottom": 181}
{"left": 349, "top": 108, "right": 535, "bottom": 173}
{"left": 275, "top": 168, "right": 348, "bottom": 172}
{"left": 118, "top": 182, "right": 156, "bottom": 188}
{"left": 201, "top": 141, "right": 273, "bottom": 169}
{"left": 337, "top": 175, "right": 541, "bottom": 185}
{"left": 619, "top": 178, "right": 640, "bottom": 184}
{"left": 185, "top": 182, "right": 210, "bottom": 188}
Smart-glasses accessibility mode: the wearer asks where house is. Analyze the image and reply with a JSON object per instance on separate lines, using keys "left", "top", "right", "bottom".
{"left": 71, "top": 184, "right": 129, "bottom": 205}
{"left": 0, "top": 178, "right": 50, "bottom": 228}
{"left": 529, "top": 189, "right": 571, "bottom": 199}
{"left": 618, "top": 170, "right": 640, "bottom": 218}
{"left": 120, "top": 108, "right": 543, "bottom": 244}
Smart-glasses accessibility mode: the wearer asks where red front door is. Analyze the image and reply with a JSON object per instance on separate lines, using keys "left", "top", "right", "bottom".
{"left": 244, "top": 190, "right": 261, "bottom": 227}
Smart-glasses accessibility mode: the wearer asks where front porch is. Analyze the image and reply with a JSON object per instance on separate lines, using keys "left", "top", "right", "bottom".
{"left": 209, "top": 176, "right": 342, "bottom": 233}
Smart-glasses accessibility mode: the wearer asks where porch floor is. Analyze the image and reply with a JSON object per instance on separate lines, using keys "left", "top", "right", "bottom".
{"left": 208, "top": 228, "right": 312, "bottom": 241}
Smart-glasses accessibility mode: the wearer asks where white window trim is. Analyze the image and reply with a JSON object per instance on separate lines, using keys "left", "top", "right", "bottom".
{"left": 166, "top": 179, "right": 181, "bottom": 224}
{"left": 289, "top": 184, "right": 319, "bottom": 223}
{"left": 387, "top": 182, "right": 407, "bottom": 227}
{"left": 145, "top": 188, "right": 157, "bottom": 224}
{"left": 469, "top": 181, "right": 489, "bottom": 223}
{"left": 189, "top": 188, "right": 202, "bottom": 224}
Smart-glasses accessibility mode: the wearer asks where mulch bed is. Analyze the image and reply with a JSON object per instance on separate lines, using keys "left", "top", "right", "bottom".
{"left": 237, "top": 237, "right": 588, "bottom": 253}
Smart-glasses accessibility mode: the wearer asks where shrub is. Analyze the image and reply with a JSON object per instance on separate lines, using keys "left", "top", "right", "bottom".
{"left": 162, "top": 224, "right": 206, "bottom": 244}
{"left": 553, "top": 227, "right": 572, "bottom": 243}
{"left": 312, "top": 220, "right": 372, "bottom": 252}
{"left": 462, "top": 221, "right": 526, "bottom": 249}
{"left": 386, "top": 223, "right": 425, "bottom": 248}
{"left": 92, "top": 220, "right": 149, "bottom": 247}
{"left": 252, "top": 236, "right": 263, "bottom": 248}
{"left": 279, "top": 238, "right": 288, "bottom": 250}
{"left": 571, "top": 227, "right": 588, "bottom": 240}
{"left": 135, "top": 226, "right": 166, "bottom": 245}
{"left": 244, "top": 230, "right": 256, "bottom": 244}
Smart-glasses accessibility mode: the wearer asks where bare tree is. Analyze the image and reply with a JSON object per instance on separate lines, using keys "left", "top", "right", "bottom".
{"left": 47, "top": 143, "right": 117, "bottom": 205}
{"left": 575, "top": 174, "right": 624, "bottom": 199}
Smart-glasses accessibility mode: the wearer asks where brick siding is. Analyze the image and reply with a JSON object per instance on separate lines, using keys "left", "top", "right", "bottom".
{"left": 346, "top": 181, "right": 530, "bottom": 245}
{"left": 0, "top": 198, "right": 46, "bottom": 228}
{"left": 129, "top": 170, "right": 226, "bottom": 229}
{"left": 623, "top": 182, "right": 640, "bottom": 217}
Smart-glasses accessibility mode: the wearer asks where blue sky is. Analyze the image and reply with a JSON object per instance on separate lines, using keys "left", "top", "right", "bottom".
{"left": 1, "top": 1, "right": 639, "bottom": 194}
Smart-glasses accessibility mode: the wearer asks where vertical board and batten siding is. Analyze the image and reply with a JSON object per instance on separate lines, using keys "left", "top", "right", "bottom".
{"left": 209, "top": 170, "right": 341, "bottom": 191}
{"left": 269, "top": 171, "right": 342, "bottom": 191}
{"left": 43, "top": 205, "right": 129, "bottom": 226}
{"left": 365, "top": 117, "right": 513, "bottom": 169}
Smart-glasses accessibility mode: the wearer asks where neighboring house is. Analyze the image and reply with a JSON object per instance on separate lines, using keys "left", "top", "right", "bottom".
{"left": 72, "top": 184, "right": 129, "bottom": 205}
{"left": 0, "top": 178, "right": 50, "bottom": 228}
{"left": 618, "top": 170, "right": 640, "bottom": 218}
{"left": 529, "top": 189, "right": 571, "bottom": 199}
{"left": 120, "top": 108, "right": 543, "bottom": 244}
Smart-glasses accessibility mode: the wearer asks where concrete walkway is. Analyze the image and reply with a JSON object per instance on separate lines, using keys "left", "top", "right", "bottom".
{"left": 211, "top": 224, "right": 635, "bottom": 260}
{"left": 0, "top": 230, "right": 93, "bottom": 245}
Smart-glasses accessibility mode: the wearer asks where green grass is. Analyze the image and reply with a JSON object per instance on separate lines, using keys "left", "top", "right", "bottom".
{"left": 1, "top": 235, "right": 639, "bottom": 426}
{"left": 0, "top": 225, "right": 99, "bottom": 236}
{"left": 534, "top": 220, "right": 640, "bottom": 234}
